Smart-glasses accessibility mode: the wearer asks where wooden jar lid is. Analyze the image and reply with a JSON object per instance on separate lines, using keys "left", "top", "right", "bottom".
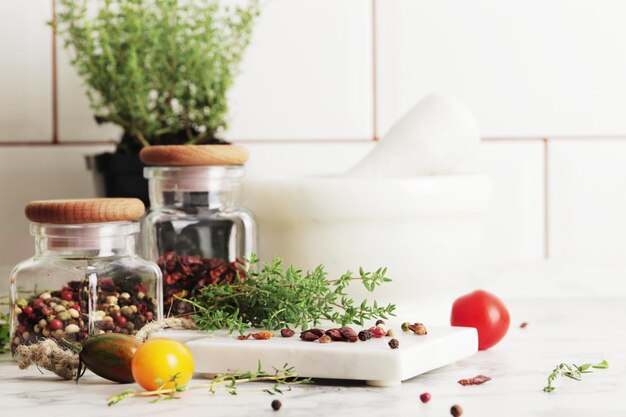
{"left": 139, "top": 145, "right": 249, "bottom": 166}
{"left": 25, "top": 198, "right": 145, "bottom": 224}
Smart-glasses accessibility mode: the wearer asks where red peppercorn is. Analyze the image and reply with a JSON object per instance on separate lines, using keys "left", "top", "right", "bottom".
{"left": 419, "top": 392, "right": 431, "bottom": 403}
{"left": 32, "top": 299, "right": 43, "bottom": 309}
{"left": 116, "top": 316, "right": 128, "bottom": 328}
{"left": 71, "top": 304, "right": 81, "bottom": 312}
{"left": 280, "top": 328, "right": 295, "bottom": 338}
{"left": 49, "top": 319, "right": 63, "bottom": 330}
{"left": 61, "top": 291, "right": 74, "bottom": 301}
{"left": 371, "top": 326, "right": 386, "bottom": 338}
{"left": 41, "top": 306, "right": 52, "bottom": 316}
{"left": 145, "top": 311, "right": 154, "bottom": 321}
{"left": 22, "top": 306, "right": 33, "bottom": 315}
{"left": 100, "top": 278, "right": 114, "bottom": 287}
{"left": 17, "top": 325, "right": 26, "bottom": 334}
{"left": 134, "top": 285, "right": 147, "bottom": 294}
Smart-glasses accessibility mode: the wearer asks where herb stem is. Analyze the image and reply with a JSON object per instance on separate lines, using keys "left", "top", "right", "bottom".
{"left": 543, "top": 360, "right": 609, "bottom": 392}
{"left": 108, "top": 363, "right": 308, "bottom": 406}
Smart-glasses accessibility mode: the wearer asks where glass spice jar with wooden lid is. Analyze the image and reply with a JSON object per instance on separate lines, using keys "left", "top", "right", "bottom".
{"left": 9, "top": 198, "right": 162, "bottom": 354}
{"left": 139, "top": 145, "right": 257, "bottom": 316}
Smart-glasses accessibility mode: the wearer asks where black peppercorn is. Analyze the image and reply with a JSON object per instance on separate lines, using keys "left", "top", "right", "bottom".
{"left": 388, "top": 338, "right": 399, "bottom": 349}
{"left": 375, "top": 319, "right": 385, "bottom": 326}
{"left": 450, "top": 404, "right": 463, "bottom": 417}
{"left": 358, "top": 329, "right": 373, "bottom": 341}
{"left": 271, "top": 399, "right": 282, "bottom": 411}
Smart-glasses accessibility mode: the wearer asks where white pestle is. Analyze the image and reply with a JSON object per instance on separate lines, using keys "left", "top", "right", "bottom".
{"left": 347, "top": 94, "right": 480, "bottom": 177}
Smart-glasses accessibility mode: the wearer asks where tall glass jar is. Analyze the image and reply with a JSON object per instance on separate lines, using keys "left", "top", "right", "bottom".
{"left": 142, "top": 165, "right": 257, "bottom": 316}
{"left": 9, "top": 199, "right": 162, "bottom": 354}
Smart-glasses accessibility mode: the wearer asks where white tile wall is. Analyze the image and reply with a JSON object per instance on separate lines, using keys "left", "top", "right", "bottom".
{"left": 549, "top": 139, "right": 626, "bottom": 261}
{"left": 474, "top": 140, "right": 546, "bottom": 263}
{"left": 0, "top": 1, "right": 52, "bottom": 142}
{"left": 56, "top": 0, "right": 374, "bottom": 142}
{"left": 225, "top": 0, "right": 373, "bottom": 141}
{"left": 4, "top": 0, "right": 626, "bottom": 272}
{"left": 245, "top": 142, "right": 374, "bottom": 178}
{"left": 376, "top": 0, "right": 626, "bottom": 138}
{"left": 0, "top": 145, "right": 114, "bottom": 272}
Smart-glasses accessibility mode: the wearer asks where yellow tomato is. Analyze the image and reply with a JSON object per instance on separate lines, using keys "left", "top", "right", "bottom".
{"left": 131, "top": 338, "right": 194, "bottom": 391}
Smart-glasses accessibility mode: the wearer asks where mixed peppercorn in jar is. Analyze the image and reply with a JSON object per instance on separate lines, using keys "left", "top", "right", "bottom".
{"left": 9, "top": 199, "right": 162, "bottom": 353}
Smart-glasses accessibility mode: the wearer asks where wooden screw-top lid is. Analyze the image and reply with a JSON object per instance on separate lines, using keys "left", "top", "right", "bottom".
{"left": 25, "top": 198, "right": 145, "bottom": 224}
{"left": 139, "top": 144, "right": 249, "bottom": 166}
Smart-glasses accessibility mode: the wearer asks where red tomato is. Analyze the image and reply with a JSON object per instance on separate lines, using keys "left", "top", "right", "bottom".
{"left": 450, "top": 290, "right": 510, "bottom": 350}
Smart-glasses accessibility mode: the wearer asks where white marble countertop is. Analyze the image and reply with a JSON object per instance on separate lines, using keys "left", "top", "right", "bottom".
{"left": 1, "top": 296, "right": 624, "bottom": 417}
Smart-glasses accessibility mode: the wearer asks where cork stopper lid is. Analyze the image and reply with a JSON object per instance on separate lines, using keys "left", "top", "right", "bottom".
{"left": 25, "top": 198, "right": 145, "bottom": 224}
{"left": 140, "top": 144, "right": 249, "bottom": 166}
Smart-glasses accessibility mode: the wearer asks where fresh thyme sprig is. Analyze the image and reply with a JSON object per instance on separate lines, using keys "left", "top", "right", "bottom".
{"left": 184, "top": 254, "right": 396, "bottom": 334}
{"left": 107, "top": 362, "right": 309, "bottom": 406}
{"left": 543, "top": 359, "right": 609, "bottom": 392}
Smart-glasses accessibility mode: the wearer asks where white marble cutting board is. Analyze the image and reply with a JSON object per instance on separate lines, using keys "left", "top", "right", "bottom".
{"left": 151, "top": 325, "right": 478, "bottom": 386}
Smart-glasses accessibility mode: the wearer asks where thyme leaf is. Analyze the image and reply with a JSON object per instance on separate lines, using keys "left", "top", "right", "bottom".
{"left": 185, "top": 254, "right": 396, "bottom": 334}
{"left": 543, "top": 360, "right": 609, "bottom": 392}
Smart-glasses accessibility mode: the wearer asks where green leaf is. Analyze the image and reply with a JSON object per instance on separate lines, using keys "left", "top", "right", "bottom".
{"left": 592, "top": 360, "right": 609, "bottom": 369}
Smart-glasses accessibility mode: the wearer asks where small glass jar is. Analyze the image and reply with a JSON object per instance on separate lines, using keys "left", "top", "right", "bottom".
{"left": 9, "top": 199, "right": 162, "bottom": 354}
{"left": 142, "top": 165, "right": 257, "bottom": 316}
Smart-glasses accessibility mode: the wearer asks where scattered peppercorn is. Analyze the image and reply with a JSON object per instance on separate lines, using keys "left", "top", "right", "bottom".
{"left": 520, "top": 321, "right": 528, "bottom": 329}
{"left": 386, "top": 329, "right": 396, "bottom": 337}
{"left": 325, "top": 328, "right": 344, "bottom": 341}
{"left": 251, "top": 331, "right": 275, "bottom": 340}
{"left": 358, "top": 329, "right": 372, "bottom": 341}
{"left": 419, "top": 392, "right": 431, "bottom": 403}
{"left": 375, "top": 319, "right": 385, "bottom": 326}
{"left": 280, "top": 328, "right": 295, "bottom": 338}
{"left": 388, "top": 338, "right": 399, "bottom": 349}
{"left": 271, "top": 399, "right": 282, "bottom": 411}
{"left": 458, "top": 375, "right": 491, "bottom": 386}
{"left": 371, "top": 326, "right": 386, "bottom": 338}
{"left": 339, "top": 326, "right": 358, "bottom": 343}
{"left": 319, "top": 335, "right": 331, "bottom": 344}
{"left": 401, "top": 322, "right": 411, "bottom": 332}
{"left": 450, "top": 404, "right": 463, "bottom": 417}
{"left": 300, "top": 329, "right": 323, "bottom": 341}
{"left": 410, "top": 323, "right": 428, "bottom": 335}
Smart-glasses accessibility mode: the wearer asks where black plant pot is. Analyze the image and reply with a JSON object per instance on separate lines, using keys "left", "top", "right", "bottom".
{"left": 86, "top": 153, "right": 150, "bottom": 208}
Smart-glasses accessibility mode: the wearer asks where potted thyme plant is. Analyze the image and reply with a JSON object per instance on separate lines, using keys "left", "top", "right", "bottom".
{"left": 55, "top": 0, "right": 259, "bottom": 205}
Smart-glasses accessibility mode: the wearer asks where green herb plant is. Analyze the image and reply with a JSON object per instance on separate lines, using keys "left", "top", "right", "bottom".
{"left": 54, "top": 0, "right": 259, "bottom": 153}
{"left": 184, "top": 254, "right": 396, "bottom": 334}
{"left": 543, "top": 360, "right": 609, "bottom": 392}
{"left": 108, "top": 361, "right": 308, "bottom": 406}
{"left": 0, "top": 295, "right": 10, "bottom": 353}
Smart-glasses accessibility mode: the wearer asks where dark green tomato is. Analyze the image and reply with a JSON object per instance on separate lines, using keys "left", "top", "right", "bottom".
{"left": 79, "top": 333, "right": 141, "bottom": 383}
